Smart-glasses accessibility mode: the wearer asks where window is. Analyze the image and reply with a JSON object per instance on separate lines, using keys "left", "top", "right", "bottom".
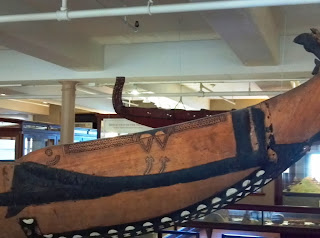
{"left": 0, "top": 138, "right": 16, "bottom": 161}
{"left": 309, "top": 154, "right": 320, "bottom": 182}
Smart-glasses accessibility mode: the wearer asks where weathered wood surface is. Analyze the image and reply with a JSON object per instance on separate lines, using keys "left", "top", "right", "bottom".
{"left": 112, "top": 77, "right": 227, "bottom": 127}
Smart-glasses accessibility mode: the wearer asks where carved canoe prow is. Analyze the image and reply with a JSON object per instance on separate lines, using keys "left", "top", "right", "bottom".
{"left": 112, "top": 77, "right": 227, "bottom": 127}
{"left": 1, "top": 30, "right": 320, "bottom": 238}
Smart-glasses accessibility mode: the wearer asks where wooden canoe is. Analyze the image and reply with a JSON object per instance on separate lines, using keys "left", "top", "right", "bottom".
{"left": 112, "top": 77, "right": 227, "bottom": 127}
{"left": 1, "top": 34, "right": 320, "bottom": 238}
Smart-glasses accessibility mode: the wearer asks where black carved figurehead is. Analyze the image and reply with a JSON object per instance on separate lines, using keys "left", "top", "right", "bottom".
{"left": 294, "top": 28, "right": 320, "bottom": 75}
{"left": 294, "top": 32, "right": 320, "bottom": 59}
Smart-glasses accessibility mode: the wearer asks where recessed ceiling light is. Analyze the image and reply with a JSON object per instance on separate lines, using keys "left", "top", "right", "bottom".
{"left": 130, "top": 89, "right": 140, "bottom": 95}
{"left": 0, "top": 93, "right": 6, "bottom": 96}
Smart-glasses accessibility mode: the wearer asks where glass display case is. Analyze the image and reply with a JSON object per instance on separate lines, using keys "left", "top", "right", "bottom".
{"left": 192, "top": 204, "right": 320, "bottom": 232}
{"left": 222, "top": 235, "right": 264, "bottom": 238}
{"left": 281, "top": 143, "right": 320, "bottom": 206}
{"left": 282, "top": 143, "right": 320, "bottom": 194}
{"left": 74, "top": 127, "right": 97, "bottom": 142}
{"left": 0, "top": 118, "right": 98, "bottom": 160}
{"left": 23, "top": 122, "right": 61, "bottom": 155}
{"left": 199, "top": 208, "right": 320, "bottom": 229}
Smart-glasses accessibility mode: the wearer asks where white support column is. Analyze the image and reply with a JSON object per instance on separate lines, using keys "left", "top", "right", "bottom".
{"left": 60, "top": 81, "right": 77, "bottom": 144}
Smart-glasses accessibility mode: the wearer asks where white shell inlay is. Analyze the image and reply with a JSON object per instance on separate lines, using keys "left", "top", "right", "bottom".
{"left": 236, "top": 198, "right": 242, "bottom": 201}
{"left": 136, "top": 231, "right": 143, "bottom": 235}
{"left": 245, "top": 192, "right": 250, "bottom": 196}
{"left": 161, "top": 217, "right": 172, "bottom": 223}
{"left": 256, "top": 170, "right": 265, "bottom": 177}
{"left": 90, "top": 233, "right": 100, "bottom": 237}
{"left": 213, "top": 204, "right": 220, "bottom": 208}
{"left": 73, "top": 235, "right": 82, "bottom": 238}
{"left": 108, "top": 230, "right": 118, "bottom": 234}
{"left": 254, "top": 179, "right": 262, "bottom": 185}
{"left": 143, "top": 222, "right": 153, "bottom": 227}
{"left": 181, "top": 210, "right": 190, "bottom": 217}
{"left": 264, "top": 178, "right": 272, "bottom": 184}
{"left": 211, "top": 197, "right": 221, "bottom": 204}
{"left": 124, "top": 233, "right": 131, "bottom": 237}
{"left": 44, "top": 235, "right": 53, "bottom": 238}
{"left": 125, "top": 226, "right": 135, "bottom": 231}
{"left": 197, "top": 204, "right": 207, "bottom": 211}
{"left": 237, "top": 192, "right": 243, "bottom": 197}
{"left": 227, "top": 198, "right": 233, "bottom": 202}
{"left": 146, "top": 228, "right": 154, "bottom": 232}
{"left": 226, "top": 188, "right": 237, "bottom": 196}
{"left": 242, "top": 180, "right": 250, "bottom": 187}
{"left": 245, "top": 186, "right": 252, "bottom": 191}
{"left": 23, "top": 219, "right": 34, "bottom": 225}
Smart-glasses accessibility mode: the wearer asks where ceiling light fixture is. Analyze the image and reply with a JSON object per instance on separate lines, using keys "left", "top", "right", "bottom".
{"left": 0, "top": 93, "right": 6, "bottom": 96}
{"left": 9, "top": 99, "right": 49, "bottom": 107}
{"left": 130, "top": 85, "right": 140, "bottom": 95}
{"left": 77, "top": 88, "right": 98, "bottom": 95}
{"left": 0, "top": 84, "right": 22, "bottom": 87}
{"left": 130, "top": 89, "right": 140, "bottom": 95}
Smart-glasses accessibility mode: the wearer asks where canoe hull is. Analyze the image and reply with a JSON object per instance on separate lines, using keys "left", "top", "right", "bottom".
{"left": 2, "top": 73, "right": 320, "bottom": 237}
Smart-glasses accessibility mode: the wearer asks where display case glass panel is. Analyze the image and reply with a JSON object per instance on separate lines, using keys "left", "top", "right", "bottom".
{"left": 282, "top": 145, "right": 320, "bottom": 194}
{"left": 198, "top": 209, "right": 263, "bottom": 225}
{"left": 263, "top": 211, "right": 320, "bottom": 228}
{"left": 222, "top": 235, "right": 264, "bottom": 238}
{"left": 196, "top": 207, "right": 320, "bottom": 229}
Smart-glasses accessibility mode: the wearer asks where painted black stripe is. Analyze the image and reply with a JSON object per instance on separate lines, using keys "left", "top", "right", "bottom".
{"left": 0, "top": 149, "right": 267, "bottom": 207}
{"left": 231, "top": 109, "right": 252, "bottom": 157}
{"left": 1, "top": 108, "right": 267, "bottom": 208}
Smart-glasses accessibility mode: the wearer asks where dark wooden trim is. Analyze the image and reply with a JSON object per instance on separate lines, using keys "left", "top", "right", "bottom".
{"left": 274, "top": 177, "right": 283, "bottom": 205}
{"left": 96, "top": 114, "right": 123, "bottom": 119}
{"left": 205, "top": 228, "right": 213, "bottom": 238}
{"left": 0, "top": 117, "right": 24, "bottom": 124}
{"left": 283, "top": 192, "right": 320, "bottom": 197}
{"left": 16, "top": 133, "right": 23, "bottom": 159}
{"left": 248, "top": 193, "right": 266, "bottom": 196}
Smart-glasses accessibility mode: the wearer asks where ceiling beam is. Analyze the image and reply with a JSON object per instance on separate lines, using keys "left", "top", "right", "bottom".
{"left": 0, "top": 0, "right": 104, "bottom": 71}
{"left": 198, "top": 6, "right": 282, "bottom": 65}
{"left": 0, "top": 99, "right": 49, "bottom": 115}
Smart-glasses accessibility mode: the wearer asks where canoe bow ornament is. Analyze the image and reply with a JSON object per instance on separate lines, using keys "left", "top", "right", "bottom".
{"left": 112, "top": 77, "right": 227, "bottom": 128}
{"left": 1, "top": 29, "right": 320, "bottom": 238}
{"left": 294, "top": 28, "right": 320, "bottom": 74}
